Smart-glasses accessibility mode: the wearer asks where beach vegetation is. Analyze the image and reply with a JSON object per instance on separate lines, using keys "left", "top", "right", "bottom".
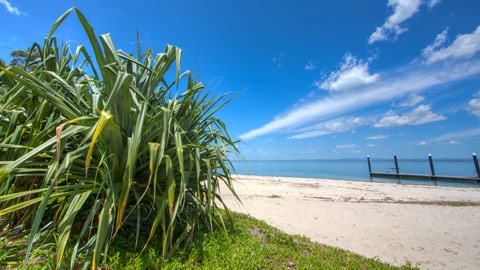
{"left": 446, "top": 201, "right": 479, "bottom": 207}
{"left": 0, "top": 7, "right": 240, "bottom": 269}
{"left": 0, "top": 212, "right": 418, "bottom": 269}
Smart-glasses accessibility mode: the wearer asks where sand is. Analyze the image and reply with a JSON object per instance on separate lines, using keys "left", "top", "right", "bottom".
{"left": 219, "top": 175, "right": 480, "bottom": 270}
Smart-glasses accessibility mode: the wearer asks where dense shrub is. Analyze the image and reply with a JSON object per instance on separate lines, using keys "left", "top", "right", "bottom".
{"left": 0, "top": 7, "right": 240, "bottom": 269}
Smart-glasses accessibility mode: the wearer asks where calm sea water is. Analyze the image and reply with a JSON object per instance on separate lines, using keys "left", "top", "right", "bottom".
{"left": 230, "top": 159, "right": 480, "bottom": 188}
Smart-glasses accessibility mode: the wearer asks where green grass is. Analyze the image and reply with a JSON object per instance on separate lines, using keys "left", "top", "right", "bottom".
{"left": 103, "top": 212, "right": 417, "bottom": 270}
{"left": 446, "top": 201, "right": 479, "bottom": 207}
{"left": 0, "top": 212, "right": 418, "bottom": 269}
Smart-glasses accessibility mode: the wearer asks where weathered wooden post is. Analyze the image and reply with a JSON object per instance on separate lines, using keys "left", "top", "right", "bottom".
{"left": 394, "top": 155, "right": 399, "bottom": 174}
{"left": 428, "top": 154, "right": 436, "bottom": 176}
{"left": 367, "top": 155, "right": 373, "bottom": 182}
{"left": 367, "top": 155, "right": 372, "bottom": 173}
{"left": 473, "top": 153, "right": 480, "bottom": 178}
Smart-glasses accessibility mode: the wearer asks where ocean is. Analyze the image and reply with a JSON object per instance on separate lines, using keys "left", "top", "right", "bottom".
{"left": 230, "top": 159, "right": 480, "bottom": 188}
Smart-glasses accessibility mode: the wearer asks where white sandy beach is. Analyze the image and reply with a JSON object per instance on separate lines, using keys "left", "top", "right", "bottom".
{"left": 220, "top": 175, "right": 480, "bottom": 270}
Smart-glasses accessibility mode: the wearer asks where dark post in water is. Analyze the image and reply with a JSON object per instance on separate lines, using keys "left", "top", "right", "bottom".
{"left": 367, "top": 155, "right": 372, "bottom": 173}
{"left": 394, "top": 155, "right": 399, "bottom": 174}
{"left": 473, "top": 153, "right": 480, "bottom": 178}
{"left": 428, "top": 154, "right": 436, "bottom": 176}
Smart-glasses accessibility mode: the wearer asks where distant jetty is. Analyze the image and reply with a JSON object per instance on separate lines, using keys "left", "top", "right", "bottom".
{"left": 367, "top": 154, "right": 480, "bottom": 184}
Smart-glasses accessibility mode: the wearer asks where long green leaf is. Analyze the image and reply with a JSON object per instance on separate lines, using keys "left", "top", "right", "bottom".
{"left": 56, "top": 190, "right": 92, "bottom": 266}
{"left": 92, "top": 190, "right": 113, "bottom": 270}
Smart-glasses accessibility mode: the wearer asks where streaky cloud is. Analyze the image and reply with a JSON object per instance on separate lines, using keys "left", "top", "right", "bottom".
{"left": 240, "top": 59, "right": 480, "bottom": 140}
{"left": 288, "top": 117, "right": 367, "bottom": 139}
{"left": 393, "top": 93, "right": 425, "bottom": 107}
{"left": 0, "top": 0, "right": 23, "bottom": 16}
{"left": 336, "top": 143, "right": 358, "bottom": 149}
{"left": 367, "top": 134, "right": 390, "bottom": 140}
{"left": 423, "top": 128, "right": 480, "bottom": 143}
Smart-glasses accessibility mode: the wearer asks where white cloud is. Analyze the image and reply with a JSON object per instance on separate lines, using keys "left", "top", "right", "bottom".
{"left": 239, "top": 58, "right": 480, "bottom": 140}
{"left": 302, "top": 148, "right": 317, "bottom": 154}
{"left": 305, "top": 61, "right": 317, "bottom": 71}
{"left": 393, "top": 93, "right": 425, "bottom": 107}
{"left": 423, "top": 26, "right": 480, "bottom": 64}
{"left": 336, "top": 143, "right": 358, "bottom": 149}
{"left": 418, "top": 141, "right": 429, "bottom": 146}
{"left": 315, "top": 53, "right": 380, "bottom": 91}
{"left": 272, "top": 53, "right": 285, "bottom": 68}
{"left": 254, "top": 147, "right": 268, "bottom": 156}
{"left": 374, "top": 105, "right": 446, "bottom": 128}
{"left": 334, "top": 143, "right": 361, "bottom": 154}
{"left": 0, "top": 0, "right": 23, "bottom": 16}
{"left": 367, "top": 134, "right": 390, "bottom": 140}
{"left": 422, "top": 128, "right": 480, "bottom": 144}
{"left": 445, "top": 140, "right": 460, "bottom": 145}
{"left": 369, "top": 0, "right": 423, "bottom": 44}
{"left": 427, "top": 0, "right": 441, "bottom": 8}
{"left": 422, "top": 28, "right": 449, "bottom": 56}
{"left": 288, "top": 117, "right": 366, "bottom": 139}
{"left": 467, "top": 95, "right": 480, "bottom": 118}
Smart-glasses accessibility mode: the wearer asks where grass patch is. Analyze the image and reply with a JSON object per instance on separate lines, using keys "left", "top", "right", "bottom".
{"left": 1, "top": 212, "right": 417, "bottom": 269}
{"left": 446, "top": 201, "right": 479, "bottom": 207}
{"left": 105, "top": 212, "right": 417, "bottom": 269}
{"left": 268, "top": 194, "right": 282, "bottom": 199}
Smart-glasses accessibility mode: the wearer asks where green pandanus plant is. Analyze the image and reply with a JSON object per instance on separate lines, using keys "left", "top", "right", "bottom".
{"left": 0, "top": 7, "right": 241, "bottom": 269}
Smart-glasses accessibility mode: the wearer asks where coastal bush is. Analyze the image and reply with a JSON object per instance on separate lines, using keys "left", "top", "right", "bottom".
{"left": 93, "top": 213, "right": 420, "bottom": 269}
{"left": 0, "top": 7, "right": 239, "bottom": 269}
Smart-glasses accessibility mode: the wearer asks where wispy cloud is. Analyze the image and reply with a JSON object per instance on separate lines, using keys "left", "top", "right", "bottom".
{"left": 374, "top": 105, "right": 445, "bottom": 128}
{"left": 422, "top": 128, "right": 480, "bottom": 143}
{"left": 422, "top": 27, "right": 449, "bottom": 57}
{"left": 367, "top": 134, "right": 390, "bottom": 140}
{"left": 302, "top": 148, "right": 317, "bottom": 154}
{"left": 272, "top": 53, "right": 285, "bottom": 69}
{"left": 0, "top": 0, "right": 23, "bottom": 16}
{"left": 427, "top": 0, "right": 441, "bottom": 8}
{"left": 393, "top": 93, "right": 425, "bottom": 107}
{"left": 441, "top": 140, "right": 460, "bottom": 145}
{"left": 315, "top": 53, "right": 379, "bottom": 92}
{"left": 333, "top": 143, "right": 361, "bottom": 154}
{"left": 423, "top": 26, "right": 480, "bottom": 64}
{"left": 336, "top": 143, "right": 358, "bottom": 149}
{"left": 369, "top": 0, "right": 423, "bottom": 44}
{"left": 239, "top": 58, "right": 480, "bottom": 140}
{"left": 288, "top": 117, "right": 367, "bottom": 139}
{"left": 467, "top": 92, "right": 480, "bottom": 118}
{"left": 304, "top": 61, "right": 317, "bottom": 71}
{"left": 369, "top": 0, "right": 440, "bottom": 44}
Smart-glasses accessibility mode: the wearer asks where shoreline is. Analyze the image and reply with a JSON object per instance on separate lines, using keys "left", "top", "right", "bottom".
{"left": 220, "top": 174, "right": 480, "bottom": 269}
{"left": 230, "top": 171, "right": 480, "bottom": 188}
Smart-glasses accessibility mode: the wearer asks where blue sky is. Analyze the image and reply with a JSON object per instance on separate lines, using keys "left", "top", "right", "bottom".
{"left": 1, "top": 0, "right": 480, "bottom": 160}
